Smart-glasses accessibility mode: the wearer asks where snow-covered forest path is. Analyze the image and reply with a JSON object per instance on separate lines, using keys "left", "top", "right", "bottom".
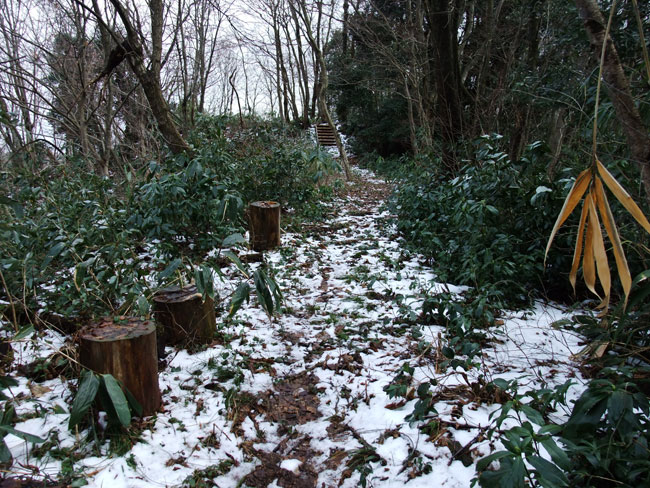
{"left": 9, "top": 167, "right": 586, "bottom": 487}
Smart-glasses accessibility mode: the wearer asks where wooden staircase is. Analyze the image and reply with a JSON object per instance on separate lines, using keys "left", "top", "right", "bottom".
{"left": 315, "top": 123, "right": 338, "bottom": 147}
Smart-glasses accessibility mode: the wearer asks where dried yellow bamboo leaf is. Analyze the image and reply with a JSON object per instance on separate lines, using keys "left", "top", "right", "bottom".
{"left": 596, "top": 158, "right": 650, "bottom": 234}
{"left": 594, "top": 177, "right": 632, "bottom": 303}
{"left": 588, "top": 194, "right": 611, "bottom": 312}
{"left": 570, "top": 200, "right": 589, "bottom": 292}
{"left": 583, "top": 193, "right": 599, "bottom": 298}
{"left": 544, "top": 168, "right": 592, "bottom": 263}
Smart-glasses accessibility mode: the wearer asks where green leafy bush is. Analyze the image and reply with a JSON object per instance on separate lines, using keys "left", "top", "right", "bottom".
{"left": 188, "top": 115, "right": 340, "bottom": 210}
{"left": 476, "top": 370, "right": 650, "bottom": 488}
{"left": 128, "top": 155, "right": 243, "bottom": 250}
{"left": 395, "top": 138, "right": 554, "bottom": 302}
{"left": 369, "top": 137, "right": 591, "bottom": 305}
{"left": 562, "top": 368, "right": 650, "bottom": 486}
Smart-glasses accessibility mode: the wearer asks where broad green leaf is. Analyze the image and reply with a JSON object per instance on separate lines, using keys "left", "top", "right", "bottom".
{"left": 520, "top": 404, "right": 544, "bottom": 426}
{"left": 0, "top": 439, "right": 11, "bottom": 463}
{"left": 0, "top": 376, "right": 18, "bottom": 389}
{"left": 480, "top": 456, "right": 527, "bottom": 488}
{"left": 632, "top": 269, "right": 650, "bottom": 287}
{"left": 504, "top": 457, "right": 527, "bottom": 488}
{"left": 158, "top": 258, "right": 182, "bottom": 281}
{"left": 545, "top": 168, "right": 591, "bottom": 263}
{"left": 42, "top": 241, "right": 66, "bottom": 268}
{"left": 0, "top": 425, "right": 46, "bottom": 444}
{"left": 123, "top": 384, "right": 143, "bottom": 417}
{"left": 136, "top": 295, "right": 150, "bottom": 316}
{"left": 223, "top": 250, "right": 249, "bottom": 278}
{"left": 629, "top": 270, "right": 650, "bottom": 310}
{"left": 222, "top": 233, "right": 246, "bottom": 248}
{"left": 266, "top": 273, "right": 283, "bottom": 305}
{"left": 0, "top": 196, "right": 24, "bottom": 218}
{"left": 229, "top": 282, "right": 250, "bottom": 318}
{"left": 606, "top": 389, "right": 632, "bottom": 425}
{"left": 0, "top": 403, "right": 12, "bottom": 426}
{"left": 477, "top": 450, "right": 513, "bottom": 471}
{"left": 540, "top": 438, "right": 571, "bottom": 471}
{"left": 564, "top": 390, "right": 608, "bottom": 439}
{"left": 527, "top": 455, "right": 569, "bottom": 487}
{"left": 101, "top": 375, "right": 131, "bottom": 427}
{"left": 596, "top": 158, "right": 650, "bottom": 234}
{"left": 195, "top": 265, "right": 214, "bottom": 300}
{"left": 13, "top": 325, "right": 34, "bottom": 341}
{"left": 254, "top": 270, "right": 274, "bottom": 318}
{"left": 68, "top": 370, "right": 100, "bottom": 430}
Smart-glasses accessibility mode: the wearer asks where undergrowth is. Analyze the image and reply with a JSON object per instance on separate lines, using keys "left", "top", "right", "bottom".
{"left": 0, "top": 115, "right": 339, "bottom": 324}
{"left": 372, "top": 134, "right": 650, "bottom": 486}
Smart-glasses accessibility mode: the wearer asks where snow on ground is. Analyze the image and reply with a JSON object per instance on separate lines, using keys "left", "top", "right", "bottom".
{"left": 2, "top": 166, "right": 587, "bottom": 487}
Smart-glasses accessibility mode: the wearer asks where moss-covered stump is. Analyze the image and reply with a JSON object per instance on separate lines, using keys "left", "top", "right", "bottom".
{"left": 249, "top": 201, "right": 281, "bottom": 251}
{"left": 79, "top": 318, "right": 161, "bottom": 416}
{"left": 153, "top": 285, "right": 216, "bottom": 350}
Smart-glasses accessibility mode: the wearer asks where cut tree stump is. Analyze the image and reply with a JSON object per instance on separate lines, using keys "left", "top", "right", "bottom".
{"left": 153, "top": 285, "right": 216, "bottom": 350}
{"left": 249, "top": 201, "right": 281, "bottom": 251}
{"left": 79, "top": 317, "right": 161, "bottom": 416}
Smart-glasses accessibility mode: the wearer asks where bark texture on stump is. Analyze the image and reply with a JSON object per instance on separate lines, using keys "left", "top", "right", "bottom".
{"left": 249, "top": 201, "right": 281, "bottom": 251}
{"left": 79, "top": 318, "right": 161, "bottom": 416}
{"left": 153, "top": 285, "right": 216, "bottom": 349}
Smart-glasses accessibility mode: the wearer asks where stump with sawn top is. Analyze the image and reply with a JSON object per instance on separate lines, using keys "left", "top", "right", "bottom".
{"left": 79, "top": 317, "right": 161, "bottom": 416}
{"left": 153, "top": 285, "right": 216, "bottom": 350}
{"left": 249, "top": 201, "right": 281, "bottom": 251}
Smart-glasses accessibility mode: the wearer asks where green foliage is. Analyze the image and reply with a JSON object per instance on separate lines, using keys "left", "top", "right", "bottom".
{"left": 0, "top": 377, "right": 47, "bottom": 465}
{"left": 181, "top": 459, "right": 236, "bottom": 487}
{"left": 384, "top": 362, "right": 414, "bottom": 400}
{"left": 0, "top": 164, "right": 148, "bottom": 317}
{"left": 561, "top": 369, "right": 650, "bottom": 486}
{"left": 345, "top": 446, "right": 385, "bottom": 488}
{"left": 390, "top": 137, "right": 569, "bottom": 303}
{"left": 367, "top": 136, "right": 648, "bottom": 305}
{"left": 476, "top": 370, "right": 650, "bottom": 488}
{"left": 68, "top": 369, "right": 142, "bottom": 432}
{"left": 128, "top": 156, "right": 243, "bottom": 250}
{"left": 475, "top": 380, "right": 572, "bottom": 488}
{"left": 573, "top": 270, "right": 650, "bottom": 367}
{"left": 421, "top": 290, "right": 494, "bottom": 370}
{"left": 188, "top": 115, "right": 340, "bottom": 209}
{"left": 0, "top": 114, "right": 325, "bottom": 324}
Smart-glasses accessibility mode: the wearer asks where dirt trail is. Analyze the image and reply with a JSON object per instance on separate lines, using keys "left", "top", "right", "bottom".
{"left": 6, "top": 166, "right": 584, "bottom": 488}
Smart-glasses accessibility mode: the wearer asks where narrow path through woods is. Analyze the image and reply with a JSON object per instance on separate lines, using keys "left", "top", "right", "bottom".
{"left": 11, "top": 167, "right": 586, "bottom": 487}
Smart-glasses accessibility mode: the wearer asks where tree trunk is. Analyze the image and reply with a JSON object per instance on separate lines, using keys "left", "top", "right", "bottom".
{"left": 249, "top": 201, "right": 281, "bottom": 251}
{"left": 153, "top": 285, "right": 216, "bottom": 350}
{"left": 297, "top": 0, "right": 351, "bottom": 179}
{"left": 103, "top": 0, "right": 192, "bottom": 157}
{"left": 425, "top": 0, "right": 464, "bottom": 172}
{"left": 79, "top": 317, "right": 161, "bottom": 416}
{"left": 574, "top": 0, "right": 650, "bottom": 202}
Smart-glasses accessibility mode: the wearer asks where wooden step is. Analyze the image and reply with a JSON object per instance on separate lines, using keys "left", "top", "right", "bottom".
{"left": 315, "top": 123, "right": 338, "bottom": 147}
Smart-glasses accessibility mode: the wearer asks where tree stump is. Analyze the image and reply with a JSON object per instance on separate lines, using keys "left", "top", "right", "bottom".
{"left": 153, "top": 285, "right": 216, "bottom": 350}
{"left": 249, "top": 201, "right": 281, "bottom": 251}
{"left": 79, "top": 318, "right": 161, "bottom": 416}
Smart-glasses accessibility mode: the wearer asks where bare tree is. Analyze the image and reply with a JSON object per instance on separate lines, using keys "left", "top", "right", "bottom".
{"left": 86, "top": 0, "right": 192, "bottom": 156}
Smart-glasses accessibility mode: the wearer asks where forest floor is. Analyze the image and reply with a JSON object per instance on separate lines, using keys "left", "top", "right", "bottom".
{"left": 5, "top": 166, "right": 587, "bottom": 487}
